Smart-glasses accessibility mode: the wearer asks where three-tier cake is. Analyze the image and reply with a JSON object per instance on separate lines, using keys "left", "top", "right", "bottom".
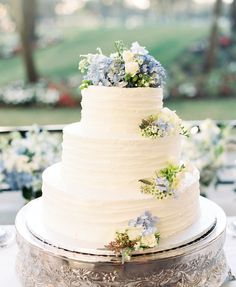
{"left": 16, "top": 42, "right": 228, "bottom": 287}
{"left": 40, "top": 41, "right": 200, "bottom": 260}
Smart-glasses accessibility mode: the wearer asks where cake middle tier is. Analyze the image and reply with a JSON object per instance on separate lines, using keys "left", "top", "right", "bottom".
{"left": 61, "top": 123, "right": 182, "bottom": 197}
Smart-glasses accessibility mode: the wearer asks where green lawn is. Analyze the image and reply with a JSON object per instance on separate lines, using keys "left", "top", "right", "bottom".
{"left": 167, "top": 98, "right": 236, "bottom": 120}
{"left": 0, "top": 98, "right": 235, "bottom": 126}
{"left": 0, "top": 23, "right": 207, "bottom": 86}
{"left": 2, "top": 22, "right": 230, "bottom": 127}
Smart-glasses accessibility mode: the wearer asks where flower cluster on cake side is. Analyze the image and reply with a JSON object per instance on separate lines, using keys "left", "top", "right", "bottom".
{"left": 139, "top": 107, "right": 189, "bottom": 138}
{"left": 106, "top": 211, "right": 160, "bottom": 263}
{"left": 79, "top": 40, "right": 166, "bottom": 89}
{"left": 139, "top": 162, "right": 191, "bottom": 200}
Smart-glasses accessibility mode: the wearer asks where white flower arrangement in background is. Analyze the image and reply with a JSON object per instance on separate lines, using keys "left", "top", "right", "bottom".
{"left": 0, "top": 126, "right": 61, "bottom": 200}
{"left": 0, "top": 80, "right": 60, "bottom": 106}
{"left": 182, "top": 119, "right": 230, "bottom": 189}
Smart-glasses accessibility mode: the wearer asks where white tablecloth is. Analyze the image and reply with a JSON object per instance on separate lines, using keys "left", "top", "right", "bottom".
{"left": 0, "top": 218, "right": 236, "bottom": 287}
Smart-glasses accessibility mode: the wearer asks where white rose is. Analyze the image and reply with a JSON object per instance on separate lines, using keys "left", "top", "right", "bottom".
{"left": 159, "top": 108, "right": 182, "bottom": 127}
{"left": 141, "top": 234, "right": 157, "bottom": 248}
{"left": 158, "top": 108, "right": 171, "bottom": 122}
{"left": 126, "top": 227, "right": 142, "bottom": 241}
{"left": 125, "top": 61, "right": 139, "bottom": 76}
{"left": 122, "top": 50, "right": 135, "bottom": 62}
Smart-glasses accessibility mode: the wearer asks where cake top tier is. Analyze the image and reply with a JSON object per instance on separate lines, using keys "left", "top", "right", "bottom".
{"left": 80, "top": 86, "right": 163, "bottom": 137}
{"left": 78, "top": 41, "right": 186, "bottom": 138}
{"left": 79, "top": 41, "right": 166, "bottom": 89}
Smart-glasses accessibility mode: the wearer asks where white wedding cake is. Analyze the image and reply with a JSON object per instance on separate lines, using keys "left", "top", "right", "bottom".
{"left": 41, "top": 41, "right": 200, "bottom": 260}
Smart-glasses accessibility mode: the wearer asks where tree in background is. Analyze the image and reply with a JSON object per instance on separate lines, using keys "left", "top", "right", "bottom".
{"left": 231, "top": 0, "right": 236, "bottom": 32}
{"left": 203, "top": 0, "right": 223, "bottom": 73}
{"left": 10, "top": 0, "right": 39, "bottom": 83}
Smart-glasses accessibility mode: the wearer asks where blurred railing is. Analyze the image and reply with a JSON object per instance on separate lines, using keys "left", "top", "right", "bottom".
{"left": 0, "top": 125, "right": 65, "bottom": 135}
{"left": 0, "top": 120, "right": 236, "bottom": 135}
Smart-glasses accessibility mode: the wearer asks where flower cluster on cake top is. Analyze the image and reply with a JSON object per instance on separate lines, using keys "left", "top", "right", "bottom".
{"left": 79, "top": 41, "right": 166, "bottom": 89}
{"left": 106, "top": 211, "right": 160, "bottom": 263}
{"left": 140, "top": 108, "right": 189, "bottom": 139}
{"left": 139, "top": 162, "right": 190, "bottom": 200}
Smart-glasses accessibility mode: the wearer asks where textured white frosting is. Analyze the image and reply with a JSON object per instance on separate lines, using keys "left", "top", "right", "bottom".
{"left": 61, "top": 123, "right": 182, "bottom": 198}
{"left": 42, "top": 163, "right": 200, "bottom": 247}
{"left": 41, "top": 86, "right": 200, "bottom": 247}
{"left": 80, "top": 86, "right": 163, "bottom": 137}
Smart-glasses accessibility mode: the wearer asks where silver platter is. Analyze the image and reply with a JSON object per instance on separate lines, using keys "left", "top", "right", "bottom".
{"left": 26, "top": 196, "right": 216, "bottom": 256}
{"left": 16, "top": 197, "right": 228, "bottom": 287}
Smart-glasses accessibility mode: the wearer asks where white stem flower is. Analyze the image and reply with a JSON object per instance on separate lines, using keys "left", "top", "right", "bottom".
{"left": 131, "top": 41, "right": 148, "bottom": 55}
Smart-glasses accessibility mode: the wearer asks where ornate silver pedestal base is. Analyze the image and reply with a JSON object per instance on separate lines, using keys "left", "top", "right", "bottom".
{"left": 16, "top": 198, "right": 228, "bottom": 287}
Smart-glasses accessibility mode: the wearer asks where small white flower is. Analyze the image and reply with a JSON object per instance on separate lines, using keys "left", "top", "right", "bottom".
{"left": 141, "top": 234, "right": 157, "bottom": 248}
{"left": 122, "top": 50, "right": 135, "bottom": 62}
{"left": 125, "top": 61, "right": 139, "bottom": 76}
{"left": 126, "top": 227, "right": 142, "bottom": 241}
{"left": 131, "top": 42, "right": 148, "bottom": 55}
{"left": 110, "top": 52, "right": 119, "bottom": 59}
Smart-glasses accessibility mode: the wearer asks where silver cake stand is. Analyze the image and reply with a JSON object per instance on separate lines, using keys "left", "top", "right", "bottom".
{"left": 15, "top": 197, "right": 229, "bottom": 287}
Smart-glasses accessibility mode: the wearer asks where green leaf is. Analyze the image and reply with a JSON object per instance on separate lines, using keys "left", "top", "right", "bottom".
{"left": 80, "top": 79, "right": 92, "bottom": 90}
{"left": 139, "top": 179, "right": 153, "bottom": 185}
{"left": 180, "top": 125, "right": 190, "bottom": 137}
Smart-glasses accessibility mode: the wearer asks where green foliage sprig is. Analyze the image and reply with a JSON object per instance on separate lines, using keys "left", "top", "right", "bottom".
{"left": 105, "top": 230, "right": 139, "bottom": 264}
{"left": 180, "top": 125, "right": 190, "bottom": 137}
{"left": 106, "top": 229, "right": 160, "bottom": 263}
{"left": 114, "top": 40, "right": 126, "bottom": 58}
{"left": 159, "top": 164, "right": 185, "bottom": 183}
{"left": 139, "top": 164, "right": 186, "bottom": 200}
{"left": 80, "top": 80, "right": 93, "bottom": 90}
{"left": 139, "top": 115, "right": 159, "bottom": 138}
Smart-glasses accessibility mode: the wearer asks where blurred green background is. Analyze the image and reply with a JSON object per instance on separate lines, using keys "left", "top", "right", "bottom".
{"left": 0, "top": 0, "right": 236, "bottom": 125}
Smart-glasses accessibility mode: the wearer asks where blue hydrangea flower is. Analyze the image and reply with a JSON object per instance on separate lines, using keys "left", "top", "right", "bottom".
{"left": 155, "top": 176, "right": 178, "bottom": 198}
{"left": 153, "top": 119, "right": 172, "bottom": 137}
{"left": 85, "top": 55, "right": 128, "bottom": 87}
{"left": 128, "top": 211, "right": 159, "bottom": 236}
{"left": 5, "top": 170, "right": 33, "bottom": 190}
{"left": 80, "top": 41, "right": 166, "bottom": 88}
{"left": 138, "top": 54, "right": 166, "bottom": 87}
{"left": 155, "top": 177, "right": 170, "bottom": 193}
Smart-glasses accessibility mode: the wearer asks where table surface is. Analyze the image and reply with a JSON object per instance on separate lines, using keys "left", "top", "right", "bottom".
{"left": 0, "top": 218, "right": 236, "bottom": 287}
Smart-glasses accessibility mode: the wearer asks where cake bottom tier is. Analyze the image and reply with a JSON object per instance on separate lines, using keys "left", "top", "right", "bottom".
{"left": 42, "top": 163, "right": 200, "bottom": 247}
